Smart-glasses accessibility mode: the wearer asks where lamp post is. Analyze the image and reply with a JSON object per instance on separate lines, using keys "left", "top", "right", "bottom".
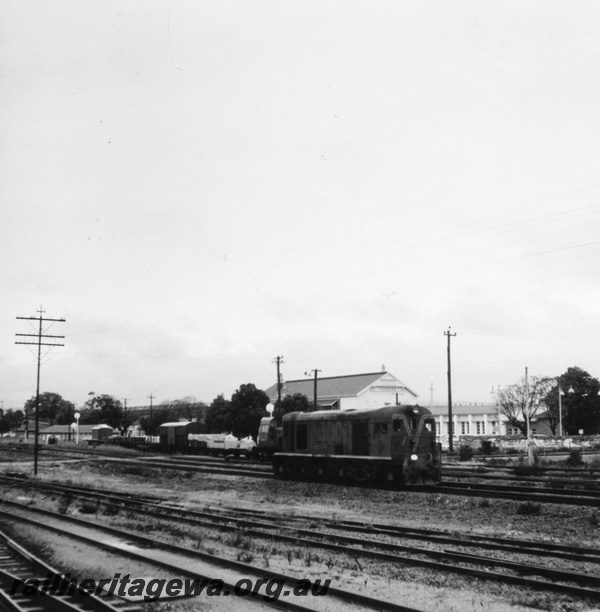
{"left": 557, "top": 380, "right": 563, "bottom": 438}
{"left": 74, "top": 412, "right": 80, "bottom": 445}
{"left": 565, "top": 386, "right": 575, "bottom": 436}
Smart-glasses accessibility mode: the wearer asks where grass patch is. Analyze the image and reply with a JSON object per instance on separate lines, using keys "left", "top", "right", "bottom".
{"left": 516, "top": 501, "right": 541, "bottom": 515}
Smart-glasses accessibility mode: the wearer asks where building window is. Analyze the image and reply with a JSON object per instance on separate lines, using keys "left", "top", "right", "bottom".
{"left": 476, "top": 421, "right": 485, "bottom": 435}
{"left": 461, "top": 422, "right": 470, "bottom": 435}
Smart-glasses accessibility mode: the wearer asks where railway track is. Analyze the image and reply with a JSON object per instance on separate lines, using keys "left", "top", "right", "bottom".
{"left": 422, "top": 481, "right": 600, "bottom": 506}
{"left": 444, "top": 467, "right": 600, "bottom": 487}
{"left": 6, "top": 455, "right": 600, "bottom": 508}
{"left": 2, "top": 476, "right": 600, "bottom": 606}
{"left": 0, "top": 526, "right": 140, "bottom": 612}
{"left": 6, "top": 444, "right": 600, "bottom": 506}
{"left": 0, "top": 500, "right": 424, "bottom": 612}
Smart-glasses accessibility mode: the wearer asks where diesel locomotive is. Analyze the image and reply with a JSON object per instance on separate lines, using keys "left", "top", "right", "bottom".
{"left": 260, "top": 404, "right": 441, "bottom": 486}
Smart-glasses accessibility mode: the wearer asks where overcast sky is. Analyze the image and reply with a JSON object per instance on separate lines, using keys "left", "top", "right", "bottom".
{"left": 2, "top": 1, "right": 599, "bottom": 411}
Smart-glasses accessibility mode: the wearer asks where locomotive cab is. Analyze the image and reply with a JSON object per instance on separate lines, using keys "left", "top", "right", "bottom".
{"left": 255, "top": 416, "right": 282, "bottom": 459}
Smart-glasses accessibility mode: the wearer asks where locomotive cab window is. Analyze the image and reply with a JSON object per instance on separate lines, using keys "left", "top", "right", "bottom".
{"left": 423, "top": 418, "right": 436, "bottom": 434}
{"left": 392, "top": 417, "right": 403, "bottom": 432}
{"left": 295, "top": 423, "right": 308, "bottom": 451}
{"left": 381, "top": 423, "right": 388, "bottom": 435}
{"left": 410, "top": 418, "right": 418, "bottom": 430}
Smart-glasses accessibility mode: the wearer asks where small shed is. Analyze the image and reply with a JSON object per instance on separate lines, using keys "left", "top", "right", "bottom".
{"left": 159, "top": 421, "right": 205, "bottom": 449}
{"left": 91, "top": 425, "right": 114, "bottom": 442}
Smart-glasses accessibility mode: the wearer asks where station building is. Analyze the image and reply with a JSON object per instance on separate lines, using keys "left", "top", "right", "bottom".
{"left": 264, "top": 371, "right": 419, "bottom": 410}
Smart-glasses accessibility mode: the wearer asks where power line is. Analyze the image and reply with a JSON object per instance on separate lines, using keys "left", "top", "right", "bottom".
{"left": 272, "top": 356, "right": 284, "bottom": 405}
{"left": 444, "top": 327, "right": 457, "bottom": 453}
{"left": 305, "top": 369, "right": 322, "bottom": 411}
{"left": 148, "top": 393, "right": 155, "bottom": 420}
{"left": 15, "top": 306, "right": 65, "bottom": 476}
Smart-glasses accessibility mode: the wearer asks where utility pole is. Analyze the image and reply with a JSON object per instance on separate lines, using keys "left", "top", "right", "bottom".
{"left": 525, "top": 367, "right": 534, "bottom": 466}
{"left": 444, "top": 327, "right": 456, "bottom": 452}
{"left": 305, "top": 369, "right": 321, "bottom": 411}
{"left": 16, "top": 307, "right": 65, "bottom": 476}
{"left": 148, "top": 393, "right": 155, "bottom": 421}
{"left": 122, "top": 399, "right": 129, "bottom": 435}
{"left": 273, "top": 356, "right": 284, "bottom": 405}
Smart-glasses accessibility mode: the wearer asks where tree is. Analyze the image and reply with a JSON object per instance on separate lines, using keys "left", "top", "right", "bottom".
{"left": 274, "top": 393, "right": 310, "bottom": 421}
{"left": 140, "top": 408, "right": 173, "bottom": 437}
{"left": 205, "top": 395, "right": 232, "bottom": 433}
{"left": 227, "top": 384, "right": 270, "bottom": 438}
{"left": 169, "top": 399, "right": 208, "bottom": 423}
{"left": 545, "top": 367, "right": 600, "bottom": 435}
{"left": 80, "top": 394, "right": 129, "bottom": 431}
{"left": 0, "top": 409, "right": 24, "bottom": 436}
{"left": 497, "top": 375, "right": 555, "bottom": 435}
{"left": 23, "top": 392, "right": 75, "bottom": 427}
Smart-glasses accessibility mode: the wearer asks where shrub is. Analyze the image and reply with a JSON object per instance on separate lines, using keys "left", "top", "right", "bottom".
{"left": 102, "top": 503, "right": 120, "bottom": 516}
{"left": 57, "top": 494, "right": 74, "bottom": 515}
{"left": 237, "top": 551, "right": 254, "bottom": 563}
{"left": 566, "top": 449, "right": 584, "bottom": 467}
{"left": 78, "top": 500, "right": 98, "bottom": 514}
{"left": 458, "top": 445, "right": 473, "bottom": 462}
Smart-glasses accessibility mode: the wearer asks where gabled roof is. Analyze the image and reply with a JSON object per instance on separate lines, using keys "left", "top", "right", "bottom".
{"left": 265, "top": 371, "right": 417, "bottom": 401}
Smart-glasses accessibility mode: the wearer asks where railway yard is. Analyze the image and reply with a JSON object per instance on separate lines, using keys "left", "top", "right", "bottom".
{"left": 0, "top": 442, "right": 600, "bottom": 612}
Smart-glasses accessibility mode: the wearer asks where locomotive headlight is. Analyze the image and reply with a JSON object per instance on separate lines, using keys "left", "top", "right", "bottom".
{"left": 410, "top": 454, "right": 418, "bottom": 461}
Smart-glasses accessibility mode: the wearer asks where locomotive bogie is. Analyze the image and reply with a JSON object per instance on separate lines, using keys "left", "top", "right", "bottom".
{"left": 273, "top": 453, "right": 406, "bottom": 485}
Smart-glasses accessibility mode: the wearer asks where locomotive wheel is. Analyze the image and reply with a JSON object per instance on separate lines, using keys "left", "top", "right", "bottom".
{"left": 297, "top": 463, "right": 318, "bottom": 480}
{"left": 348, "top": 466, "right": 375, "bottom": 483}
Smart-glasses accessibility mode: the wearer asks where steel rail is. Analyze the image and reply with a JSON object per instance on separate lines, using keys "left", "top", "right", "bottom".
{"left": 0, "top": 502, "right": 423, "bottom": 612}
{"left": 2, "top": 495, "right": 600, "bottom": 602}
{"left": 431, "top": 481, "right": 600, "bottom": 503}
{"left": 3, "top": 474, "right": 600, "bottom": 563}
{"left": 0, "top": 528, "right": 131, "bottom": 612}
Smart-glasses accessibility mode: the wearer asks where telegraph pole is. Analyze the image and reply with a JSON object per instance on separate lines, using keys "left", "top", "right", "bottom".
{"left": 16, "top": 307, "right": 65, "bottom": 475}
{"left": 305, "top": 369, "right": 321, "bottom": 411}
{"left": 444, "top": 327, "right": 457, "bottom": 452}
{"left": 122, "top": 399, "right": 129, "bottom": 435}
{"left": 525, "top": 367, "right": 534, "bottom": 466}
{"left": 148, "top": 393, "right": 155, "bottom": 420}
{"left": 273, "top": 356, "right": 284, "bottom": 405}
